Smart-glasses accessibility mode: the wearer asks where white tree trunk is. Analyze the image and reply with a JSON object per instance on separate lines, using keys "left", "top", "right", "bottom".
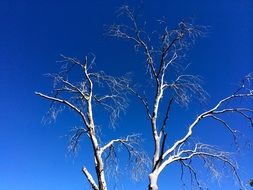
{"left": 95, "top": 152, "right": 107, "bottom": 190}
{"left": 89, "top": 125, "right": 107, "bottom": 190}
{"left": 148, "top": 172, "right": 159, "bottom": 190}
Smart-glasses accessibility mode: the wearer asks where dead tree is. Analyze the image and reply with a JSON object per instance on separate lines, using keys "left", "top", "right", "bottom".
{"left": 36, "top": 54, "right": 147, "bottom": 190}
{"left": 108, "top": 6, "right": 253, "bottom": 190}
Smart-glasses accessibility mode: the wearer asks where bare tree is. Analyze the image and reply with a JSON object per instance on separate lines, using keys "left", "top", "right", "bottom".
{"left": 36, "top": 54, "right": 148, "bottom": 190}
{"left": 108, "top": 6, "right": 253, "bottom": 190}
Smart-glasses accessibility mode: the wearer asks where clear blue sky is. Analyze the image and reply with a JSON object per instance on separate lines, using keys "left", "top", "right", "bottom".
{"left": 0, "top": 1, "right": 252, "bottom": 190}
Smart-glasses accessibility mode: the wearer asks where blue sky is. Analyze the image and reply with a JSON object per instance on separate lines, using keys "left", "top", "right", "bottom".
{"left": 0, "top": 1, "right": 252, "bottom": 190}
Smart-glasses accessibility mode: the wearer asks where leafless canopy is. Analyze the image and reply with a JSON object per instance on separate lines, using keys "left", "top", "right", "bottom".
{"left": 40, "top": 54, "right": 129, "bottom": 127}
{"left": 108, "top": 5, "right": 253, "bottom": 190}
{"left": 36, "top": 54, "right": 149, "bottom": 190}
{"left": 108, "top": 5, "right": 208, "bottom": 107}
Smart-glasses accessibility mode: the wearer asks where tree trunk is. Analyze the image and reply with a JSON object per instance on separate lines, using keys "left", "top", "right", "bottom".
{"left": 148, "top": 172, "right": 159, "bottom": 190}
{"left": 96, "top": 156, "right": 107, "bottom": 190}
{"left": 90, "top": 130, "right": 107, "bottom": 190}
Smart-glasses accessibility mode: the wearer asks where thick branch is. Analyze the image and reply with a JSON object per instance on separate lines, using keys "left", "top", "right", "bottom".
{"left": 82, "top": 167, "right": 99, "bottom": 190}
{"left": 162, "top": 92, "right": 253, "bottom": 160}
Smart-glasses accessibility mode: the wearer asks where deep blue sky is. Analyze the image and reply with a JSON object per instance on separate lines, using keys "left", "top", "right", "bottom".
{"left": 0, "top": 1, "right": 252, "bottom": 190}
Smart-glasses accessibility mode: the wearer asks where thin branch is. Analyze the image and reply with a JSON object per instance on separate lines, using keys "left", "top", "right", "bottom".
{"left": 180, "top": 160, "right": 205, "bottom": 190}
{"left": 208, "top": 115, "right": 238, "bottom": 144}
{"left": 35, "top": 92, "right": 89, "bottom": 127}
{"left": 67, "top": 127, "right": 88, "bottom": 154}
{"left": 108, "top": 6, "right": 158, "bottom": 80}
{"left": 163, "top": 74, "right": 207, "bottom": 106}
{"left": 127, "top": 86, "right": 152, "bottom": 118}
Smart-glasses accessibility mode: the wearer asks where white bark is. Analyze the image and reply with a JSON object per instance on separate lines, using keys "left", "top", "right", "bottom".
{"left": 148, "top": 172, "right": 159, "bottom": 190}
{"left": 82, "top": 167, "right": 99, "bottom": 190}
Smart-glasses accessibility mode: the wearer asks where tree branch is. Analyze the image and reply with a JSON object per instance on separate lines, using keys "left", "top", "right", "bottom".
{"left": 162, "top": 92, "right": 253, "bottom": 160}
{"left": 127, "top": 86, "right": 152, "bottom": 119}
{"left": 160, "top": 98, "right": 173, "bottom": 135}
{"left": 35, "top": 92, "right": 89, "bottom": 127}
{"left": 82, "top": 166, "right": 99, "bottom": 190}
